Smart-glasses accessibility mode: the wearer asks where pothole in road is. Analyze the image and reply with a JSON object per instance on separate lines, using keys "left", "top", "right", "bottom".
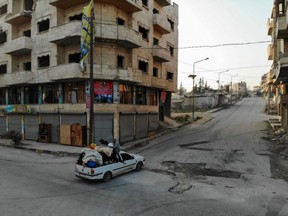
{"left": 162, "top": 161, "right": 242, "bottom": 179}
{"left": 178, "top": 141, "right": 210, "bottom": 148}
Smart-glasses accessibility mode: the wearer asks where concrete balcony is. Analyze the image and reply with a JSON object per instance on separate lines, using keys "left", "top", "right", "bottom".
{"left": 276, "top": 15, "right": 288, "bottom": 39}
{"left": 49, "top": 21, "right": 81, "bottom": 46}
{"left": 50, "top": 0, "right": 142, "bottom": 13}
{"left": 276, "top": 52, "right": 288, "bottom": 82}
{"left": 155, "top": 0, "right": 171, "bottom": 7}
{"left": 5, "top": 37, "right": 32, "bottom": 56}
{"left": 152, "top": 45, "right": 170, "bottom": 62}
{"left": 151, "top": 77, "right": 167, "bottom": 89}
{"left": 0, "top": 71, "right": 33, "bottom": 87}
{"left": 48, "top": 63, "right": 143, "bottom": 84}
{"left": 267, "top": 44, "right": 274, "bottom": 60}
{"left": 267, "top": 18, "right": 275, "bottom": 36}
{"left": 95, "top": 24, "right": 142, "bottom": 48}
{"left": 153, "top": 14, "right": 171, "bottom": 34}
{"left": 5, "top": 10, "right": 32, "bottom": 25}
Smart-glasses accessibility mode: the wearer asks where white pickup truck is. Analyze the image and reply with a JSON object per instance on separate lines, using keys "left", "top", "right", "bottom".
{"left": 75, "top": 151, "right": 145, "bottom": 182}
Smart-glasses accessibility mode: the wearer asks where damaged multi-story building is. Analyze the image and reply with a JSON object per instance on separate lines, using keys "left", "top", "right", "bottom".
{"left": 266, "top": 0, "right": 288, "bottom": 131}
{"left": 0, "top": 0, "right": 179, "bottom": 145}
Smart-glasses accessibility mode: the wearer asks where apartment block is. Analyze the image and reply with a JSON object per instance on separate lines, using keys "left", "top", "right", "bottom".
{"left": 0, "top": 0, "right": 179, "bottom": 144}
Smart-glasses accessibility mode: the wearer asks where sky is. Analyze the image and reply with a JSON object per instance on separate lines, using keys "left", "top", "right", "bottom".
{"left": 171, "top": 0, "right": 273, "bottom": 91}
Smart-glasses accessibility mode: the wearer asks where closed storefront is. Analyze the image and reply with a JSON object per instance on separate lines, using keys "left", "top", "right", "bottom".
{"left": 41, "top": 113, "right": 59, "bottom": 143}
{"left": 61, "top": 113, "right": 86, "bottom": 126}
{"left": 148, "top": 113, "right": 159, "bottom": 131}
{"left": 8, "top": 114, "right": 21, "bottom": 133}
{"left": 119, "top": 113, "right": 134, "bottom": 143}
{"left": 24, "top": 114, "right": 39, "bottom": 140}
{"left": 0, "top": 116, "right": 6, "bottom": 135}
{"left": 135, "top": 113, "right": 148, "bottom": 139}
{"left": 94, "top": 114, "right": 113, "bottom": 144}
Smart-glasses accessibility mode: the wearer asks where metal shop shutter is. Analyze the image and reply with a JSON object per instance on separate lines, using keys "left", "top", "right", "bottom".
{"left": 24, "top": 114, "right": 39, "bottom": 140}
{"left": 61, "top": 114, "right": 86, "bottom": 126}
{"left": 135, "top": 114, "right": 148, "bottom": 139}
{"left": 148, "top": 113, "right": 159, "bottom": 131}
{"left": 8, "top": 114, "right": 21, "bottom": 133}
{"left": 41, "top": 114, "right": 59, "bottom": 143}
{"left": 0, "top": 116, "right": 6, "bottom": 135}
{"left": 119, "top": 114, "right": 134, "bottom": 143}
{"left": 94, "top": 114, "right": 113, "bottom": 144}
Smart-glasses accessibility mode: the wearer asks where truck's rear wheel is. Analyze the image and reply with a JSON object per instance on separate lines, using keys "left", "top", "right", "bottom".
{"left": 103, "top": 171, "right": 112, "bottom": 182}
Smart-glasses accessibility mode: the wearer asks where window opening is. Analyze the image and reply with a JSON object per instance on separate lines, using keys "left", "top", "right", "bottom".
{"left": 136, "top": 86, "right": 146, "bottom": 105}
{"left": 119, "top": 84, "right": 133, "bottom": 104}
{"left": 153, "top": 8, "right": 159, "bottom": 14}
{"left": 0, "top": 88, "right": 5, "bottom": 105}
{"left": 153, "top": 37, "right": 159, "bottom": 45}
{"left": 139, "top": 26, "right": 149, "bottom": 40}
{"left": 153, "top": 67, "right": 158, "bottom": 77}
{"left": 168, "top": 45, "right": 174, "bottom": 55}
{"left": 68, "top": 53, "right": 80, "bottom": 63}
{"left": 0, "top": 31, "right": 7, "bottom": 44}
{"left": 167, "top": 71, "right": 173, "bottom": 80}
{"left": 23, "top": 62, "right": 31, "bottom": 71}
{"left": 38, "top": 19, "right": 50, "bottom": 33}
{"left": 0, "top": 4, "right": 7, "bottom": 15}
{"left": 168, "top": 18, "right": 174, "bottom": 30}
{"left": 0, "top": 64, "right": 6, "bottom": 74}
{"left": 69, "top": 13, "right": 82, "bottom": 21}
{"left": 24, "top": 86, "right": 38, "bottom": 104}
{"left": 117, "top": 17, "right": 125, "bottom": 25}
{"left": 117, "top": 55, "right": 124, "bottom": 68}
{"left": 24, "top": 0, "right": 33, "bottom": 11}
{"left": 138, "top": 60, "right": 148, "bottom": 72}
{"left": 142, "top": 0, "right": 148, "bottom": 7}
{"left": 38, "top": 55, "right": 50, "bottom": 68}
{"left": 23, "top": 29, "right": 31, "bottom": 37}
{"left": 43, "top": 84, "right": 59, "bottom": 104}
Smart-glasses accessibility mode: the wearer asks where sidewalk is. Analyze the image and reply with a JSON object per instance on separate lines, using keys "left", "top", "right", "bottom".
{"left": 0, "top": 108, "right": 221, "bottom": 156}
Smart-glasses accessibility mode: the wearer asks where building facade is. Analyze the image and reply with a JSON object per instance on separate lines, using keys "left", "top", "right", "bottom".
{"left": 0, "top": 0, "right": 179, "bottom": 144}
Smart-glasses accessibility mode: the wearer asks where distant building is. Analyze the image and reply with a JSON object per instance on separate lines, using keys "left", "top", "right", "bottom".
{"left": 0, "top": 0, "right": 179, "bottom": 144}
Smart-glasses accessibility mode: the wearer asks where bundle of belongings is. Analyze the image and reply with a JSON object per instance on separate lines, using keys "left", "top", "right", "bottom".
{"left": 77, "top": 143, "right": 119, "bottom": 168}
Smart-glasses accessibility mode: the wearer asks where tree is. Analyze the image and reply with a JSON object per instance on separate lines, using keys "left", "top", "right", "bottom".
{"left": 178, "top": 82, "right": 186, "bottom": 95}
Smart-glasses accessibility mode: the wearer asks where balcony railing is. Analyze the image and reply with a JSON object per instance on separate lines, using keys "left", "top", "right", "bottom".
{"left": 5, "top": 10, "right": 32, "bottom": 25}
{"left": 50, "top": 0, "right": 142, "bottom": 13}
{"left": 95, "top": 24, "right": 142, "bottom": 48}
{"left": 5, "top": 37, "right": 32, "bottom": 56}
{"left": 153, "top": 14, "right": 171, "bottom": 34}
{"left": 152, "top": 45, "right": 170, "bottom": 62}
{"left": 155, "top": 0, "right": 171, "bottom": 7}
{"left": 49, "top": 21, "right": 81, "bottom": 46}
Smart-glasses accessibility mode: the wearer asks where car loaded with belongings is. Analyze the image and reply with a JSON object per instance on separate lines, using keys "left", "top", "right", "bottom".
{"left": 75, "top": 142, "right": 145, "bottom": 182}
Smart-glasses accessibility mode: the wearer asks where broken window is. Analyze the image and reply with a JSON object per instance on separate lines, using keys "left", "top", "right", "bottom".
{"left": 69, "top": 13, "right": 82, "bottom": 21}
{"left": 24, "top": 0, "right": 33, "bottom": 11}
{"left": 119, "top": 84, "right": 133, "bottom": 104}
{"left": 38, "top": 55, "right": 50, "bottom": 68}
{"left": 0, "top": 4, "right": 7, "bottom": 15}
{"left": 138, "top": 59, "right": 148, "bottom": 72}
{"left": 0, "top": 31, "right": 7, "bottom": 45}
{"left": 117, "top": 17, "right": 125, "bottom": 25}
{"left": 153, "top": 8, "right": 159, "bottom": 14}
{"left": 142, "top": 0, "right": 148, "bottom": 7}
{"left": 68, "top": 53, "right": 80, "bottom": 63}
{"left": 24, "top": 86, "right": 38, "bottom": 104}
{"left": 167, "top": 71, "right": 173, "bottom": 80}
{"left": 139, "top": 25, "right": 149, "bottom": 40}
{"left": 168, "top": 44, "right": 174, "bottom": 55}
{"left": 135, "top": 86, "right": 146, "bottom": 105}
{"left": 42, "top": 84, "right": 59, "bottom": 104}
{"left": 8, "top": 88, "right": 21, "bottom": 104}
{"left": 153, "top": 67, "right": 158, "bottom": 77}
{"left": 147, "top": 89, "right": 157, "bottom": 106}
{"left": 0, "top": 64, "right": 6, "bottom": 74}
{"left": 0, "top": 88, "right": 5, "bottom": 105}
{"left": 63, "top": 82, "right": 85, "bottom": 103}
{"left": 153, "top": 37, "right": 159, "bottom": 45}
{"left": 117, "top": 55, "right": 124, "bottom": 68}
{"left": 168, "top": 18, "right": 174, "bottom": 31}
{"left": 23, "top": 29, "right": 31, "bottom": 37}
{"left": 23, "top": 62, "right": 31, "bottom": 71}
{"left": 38, "top": 19, "right": 50, "bottom": 33}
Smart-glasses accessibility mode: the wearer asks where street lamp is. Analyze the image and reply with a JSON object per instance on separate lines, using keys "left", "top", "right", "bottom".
{"left": 188, "top": 57, "right": 209, "bottom": 120}
{"left": 217, "top": 70, "right": 229, "bottom": 90}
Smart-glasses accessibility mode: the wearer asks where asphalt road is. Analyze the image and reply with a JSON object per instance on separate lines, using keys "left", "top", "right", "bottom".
{"left": 1, "top": 97, "right": 288, "bottom": 216}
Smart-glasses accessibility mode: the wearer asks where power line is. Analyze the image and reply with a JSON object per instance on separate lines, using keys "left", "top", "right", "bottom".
{"left": 177, "top": 41, "right": 270, "bottom": 49}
